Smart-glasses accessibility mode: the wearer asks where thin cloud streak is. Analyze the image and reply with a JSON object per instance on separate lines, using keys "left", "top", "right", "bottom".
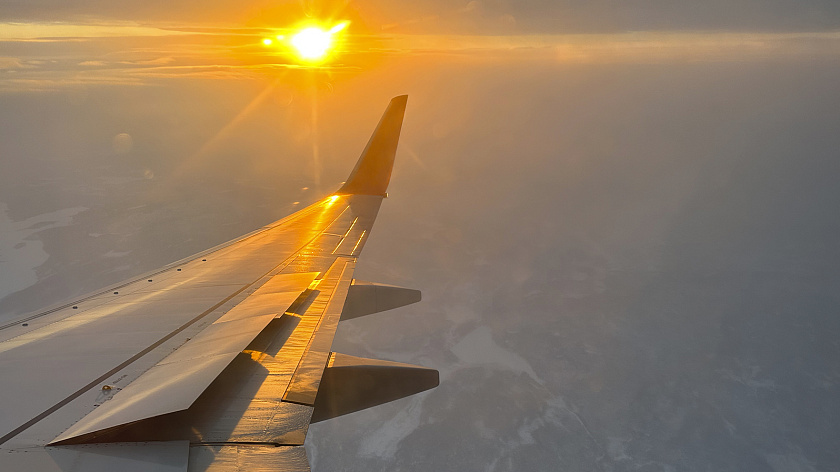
{"left": 2, "top": 23, "right": 840, "bottom": 93}
{"left": 0, "top": 22, "right": 194, "bottom": 39}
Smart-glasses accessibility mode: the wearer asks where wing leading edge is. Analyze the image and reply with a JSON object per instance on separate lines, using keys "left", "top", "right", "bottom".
{"left": 0, "top": 95, "right": 437, "bottom": 471}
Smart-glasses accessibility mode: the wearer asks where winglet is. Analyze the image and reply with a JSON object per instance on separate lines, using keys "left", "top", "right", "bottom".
{"left": 337, "top": 95, "right": 408, "bottom": 196}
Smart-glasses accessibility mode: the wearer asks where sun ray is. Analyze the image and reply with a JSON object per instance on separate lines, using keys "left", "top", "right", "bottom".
{"left": 168, "top": 74, "right": 288, "bottom": 184}
{"left": 309, "top": 76, "right": 321, "bottom": 192}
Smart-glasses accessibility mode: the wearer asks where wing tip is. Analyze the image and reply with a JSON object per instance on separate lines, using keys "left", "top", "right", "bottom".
{"left": 390, "top": 94, "right": 408, "bottom": 107}
{"left": 337, "top": 95, "right": 408, "bottom": 196}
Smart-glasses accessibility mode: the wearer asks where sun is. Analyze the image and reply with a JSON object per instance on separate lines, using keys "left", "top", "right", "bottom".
{"left": 263, "top": 22, "right": 349, "bottom": 64}
{"left": 291, "top": 27, "right": 332, "bottom": 60}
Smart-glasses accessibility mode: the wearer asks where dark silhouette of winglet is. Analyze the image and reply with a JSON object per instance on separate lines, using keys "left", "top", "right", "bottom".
{"left": 337, "top": 95, "right": 408, "bottom": 196}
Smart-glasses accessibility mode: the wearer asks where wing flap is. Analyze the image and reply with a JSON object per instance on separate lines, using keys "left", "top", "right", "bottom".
{"left": 282, "top": 259, "right": 355, "bottom": 405}
{"left": 189, "top": 445, "right": 309, "bottom": 472}
{"left": 51, "top": 272, "right": 318, "bottom": 444}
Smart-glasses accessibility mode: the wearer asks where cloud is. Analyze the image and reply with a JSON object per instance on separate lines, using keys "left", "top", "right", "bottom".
{"left": 123, "top": 56, "right": 175, "bottom": 65}
{"left": 0, "top": 204, "right": 87, "bottom": 302}
{"left": 358, "top": 395, "right": 426, "bottom": 459}
{"left": 0, "top": 57, "right": 24, "bottom": 69}
{"left": 387, "top": 31, "right": 840, "bottom": 62}
{"left": 451, "top": 326, "right": 542, "bottom": 383}
{"left": 0, "top": 74, "right": 145, "bottom": 93}
{"left": 2, "top": 23, "right": 840, "bottom": 93}
{"left": 0, "top": 22, "right": 193, "bottom": 40}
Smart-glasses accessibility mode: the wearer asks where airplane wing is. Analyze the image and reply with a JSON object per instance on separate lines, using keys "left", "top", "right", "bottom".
{"left": 0, "top": 95, "right": 438, "bottom": 472}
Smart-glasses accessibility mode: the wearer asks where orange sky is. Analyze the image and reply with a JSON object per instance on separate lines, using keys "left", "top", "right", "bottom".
{"left": 3, "top": 21, "right": 840, "bottom": 94}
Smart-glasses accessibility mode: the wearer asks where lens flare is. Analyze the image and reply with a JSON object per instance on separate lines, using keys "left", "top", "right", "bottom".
{"left": 329, "top": 22, "right": 348, "bottom": 34}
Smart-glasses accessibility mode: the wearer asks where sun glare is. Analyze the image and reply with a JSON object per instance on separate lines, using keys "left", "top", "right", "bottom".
{"left": 292, "top": 27, "right": 332, "bottom": 60}
{"left": 263, "top": 21, "right": 349, "bottom": 64}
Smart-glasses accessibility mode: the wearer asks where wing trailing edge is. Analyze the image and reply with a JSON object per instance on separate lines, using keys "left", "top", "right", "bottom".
{"left": 337, "top": 95, "right": 408, "bottom": 196}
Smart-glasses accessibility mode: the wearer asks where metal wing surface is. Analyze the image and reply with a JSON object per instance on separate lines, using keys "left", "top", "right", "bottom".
{"left": 0, "top": 95, "right": 438, "bottom": 471}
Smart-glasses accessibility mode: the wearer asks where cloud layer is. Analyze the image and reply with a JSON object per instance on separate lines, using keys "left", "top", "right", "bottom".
{"left": 3, "top": 22, "right": 840, "bottom": 93}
